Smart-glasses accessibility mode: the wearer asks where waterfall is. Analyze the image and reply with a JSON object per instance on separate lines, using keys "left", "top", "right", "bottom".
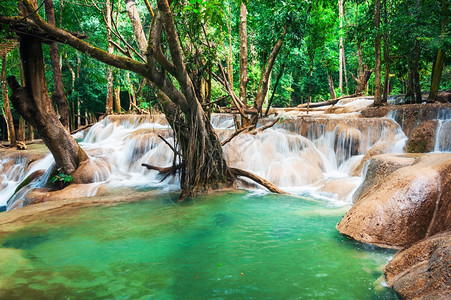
{"left": 2, "top": 109, "right": 443, "bottom": 211}
{"left": 434, "top": 108, "right": 450, "bottom": 152}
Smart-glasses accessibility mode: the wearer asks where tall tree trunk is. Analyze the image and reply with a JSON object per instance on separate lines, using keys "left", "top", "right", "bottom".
{"left": 125, "top": 0, "right": 147, "bottom": 53}
{"left": 227, "top": 4, "right": 234, "bottom": 89}
{"left": 328, "top": 70, "right": 337, "bottom": 99}
{"left": 44, "top": 0, "right": 70, "bottom": 130}
{"left": 114, "top": 85, "right": 121, "bottom": 113}
{"left": 374, "top": 0, "right": 382, "bottom": 106}
{"left": 8, "top": 36, "right": 87, "bottom": 174}
{"left": 106, "top": 0, "right": 114, "bottom": 114}
{"left": 1, "top": 55, "right": 16, "bottom": 147}
{"left": 428, "top": 0, "right": 448, "bottom": 102}
{"left": 18, "top": 117, "right": 25, "bottom": 141}
{"left": 238, "top": 2, "right": 248, "bottom": 105}
{"left": 338, "top": 0, "right": 344, "bottom": 94}
{"left": 382, "top": 0, "right": 390, "bottom": 104}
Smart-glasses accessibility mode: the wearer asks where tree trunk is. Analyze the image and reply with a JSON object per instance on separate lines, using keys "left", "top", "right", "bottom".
{"left": 8, "top": 36, "right": 88, "bottom": 175}
{"left": 382, "top": 0, "right": 390, "bottom": 104}
{"left": 44, "top": 0, "right": 70, "bottom": 130}
{"left": 239, "top": 2, "right": 248, "bottom": 105}
{"left": 227, "top": 4, "right": 234, "bottom": 89}
{"left": 1, "top": 56, "right": 16, "bottom": 147}
{"left": 428, "top": 0, "right": 448, "bottom": 102}
{"left": 428, "top": 49, "right": 445, "bottom": 102}
{"left": 106, "top": 0, "right": 114, "bottom": 114}
{"left": 18, "top": 117, "right": 26, "bottom": 141}
{"left": 114, "top": 85, "right": 121, "bottom": 113}
{"left": 374, "top": 0, "right": 382, "bottom": 106}
{"left": 338, "top": 0, "right": 344, "bottom": 94}
{"left": 328, "top": 70, "right": 337, "bottom": 99}
{"left": 125, "top": 0, "right": 147, "bottom": 53}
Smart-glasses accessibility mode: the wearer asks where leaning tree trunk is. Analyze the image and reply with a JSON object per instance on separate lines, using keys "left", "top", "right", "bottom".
{"left": 7, "top": 36, "right": 88, "bottom": 175}
{"left": 1, "top": 55, "right": 16, "bottom": 147}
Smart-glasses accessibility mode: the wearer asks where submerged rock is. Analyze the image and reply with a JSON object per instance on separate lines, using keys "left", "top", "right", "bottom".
{"left": 384, "top": 231, "right": 451, "bottom": 299}
{"left": 337, "top": 153, "right": 451, "bottom": 249}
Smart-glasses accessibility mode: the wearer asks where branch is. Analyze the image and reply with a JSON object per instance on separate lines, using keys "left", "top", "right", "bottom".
{"left": 229, "top": 167, "right": 287, "bottom": 194}
{"left": 249, "top": 117, "right": 280, "bottom": 135}
{"left": 158, "top": 134, "right": 182, "bottom": 157}
{"left": 19, "top": 0, "right": 148, "bottom": 77}
{"left": 221, "top": 126, "right": 252, "bottom": 146}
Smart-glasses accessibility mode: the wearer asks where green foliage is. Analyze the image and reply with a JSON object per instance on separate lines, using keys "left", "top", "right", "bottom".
{"left": 49, "top": 172, "right": 73, "bottom": 187}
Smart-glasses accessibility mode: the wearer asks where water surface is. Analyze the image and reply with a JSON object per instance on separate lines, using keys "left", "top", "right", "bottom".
{"left": 0, "top": 191, "right": 397, "bottom": 299}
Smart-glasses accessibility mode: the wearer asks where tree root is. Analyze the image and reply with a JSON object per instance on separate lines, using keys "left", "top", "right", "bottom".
{"left": 229, "top": 167, "right": 287, "bottom": 194}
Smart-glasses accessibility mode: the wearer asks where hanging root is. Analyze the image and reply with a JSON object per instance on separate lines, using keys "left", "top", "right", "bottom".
{"left": 229, "top": 167, "right": 287, "bottom": 194}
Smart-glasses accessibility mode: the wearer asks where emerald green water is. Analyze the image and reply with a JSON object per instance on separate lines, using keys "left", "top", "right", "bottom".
{"left": 0, "top": 191, "right": 397, "bottom": 299}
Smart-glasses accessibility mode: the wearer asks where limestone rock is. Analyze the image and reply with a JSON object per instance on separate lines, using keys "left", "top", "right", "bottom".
{"left": 406, "top": 120, "right": 438, "bottom": 153}
{"left": 72, "top": 158, "right": 111, "bottom": 184}
{"left": 352, "top": 154, "right": 416, "bottom": 202}
{"left": 337, "top": 153, "right": 451, "bottom": 249}
{"left": 384, "top": 231, "right": 451, "bottom": 299}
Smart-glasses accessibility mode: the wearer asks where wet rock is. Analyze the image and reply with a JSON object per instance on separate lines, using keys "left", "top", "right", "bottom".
{"left": 72, "top": 158, "right": 111, "bottom": 184}
{"left": 316, "top": 177, "right": 361, "bottom": 202}
{"left": 436, "top": 90, "right": 451, "bottom": 103}
{"left": 352, "top": 154, "right": 416, "bottom": 202}
{"left": 350, "top": 142, "right": 391, "bottom": 176}
{"left": 384, "top": 231, "right": 451, "bottom": 299}
{"left": 406, "top": 120, "right": 438, "bottom": 153}
{"left": 337, "top": 153, "right": 451, "bottom": 249}
{"left": 22, "top": 184, "right": 103, "bottom": 207}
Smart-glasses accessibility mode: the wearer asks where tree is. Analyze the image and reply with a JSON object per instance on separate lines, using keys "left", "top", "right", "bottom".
{"left": 44, "top": 0, "right": 70, "bottom": 130}
{"left": 373, "top": 0, "right": 383, "bottom": 106}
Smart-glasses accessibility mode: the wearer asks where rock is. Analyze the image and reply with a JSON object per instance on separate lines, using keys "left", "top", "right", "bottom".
{"left": 335, "top": 125, "right": 361, "bottom": 157}
{"left": 22, "top": 184, "right": 102, "bottom": 207}
{"left": 352, "top": 154, "right": 416, "bottom": 202}
{"left": 72, "top": 158, "right": 111, "bottom": 184}
{"left": 384, "top": 231, "right": 451, "bottom": 299}
{"left": 436, "top": 90, "right": 451, "bottom": 103}
{"left": 337, "top": 153, "right": 451, "bottom": 249}
{"left": 16, "top": 141, "right": 27, "bottom": 150}
{"left": 406, "top": 120, "right": 438, "bottom": 153}
{"left": 316, "top": 177, "right": 361, "bottom": 202}
{"left": 350, "top": 142, "right": 391, "bottom": 176}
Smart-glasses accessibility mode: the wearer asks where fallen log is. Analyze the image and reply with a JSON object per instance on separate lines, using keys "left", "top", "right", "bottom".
{"left": 229, "top": 167, "right": 287, "bottom": 194}
{"left": 297, "top": 92, "right": 364, "bottom": 109}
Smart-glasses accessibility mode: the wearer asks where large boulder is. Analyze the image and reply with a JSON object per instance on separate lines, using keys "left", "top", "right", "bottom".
{"left": 406, "top": 120, "right": 438, "bottom": 153}
{"left": 352, "top": 154, "right": 416, "bottom": 202}
{"left": 384, "top": 231, "right": 451, "bottom": 299}
{"left": 337, "top": 153, "right": 451, "bottom": 249}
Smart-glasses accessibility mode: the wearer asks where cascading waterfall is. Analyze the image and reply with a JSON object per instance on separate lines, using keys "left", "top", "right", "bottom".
{"left": 5, "top": 106, "right": 451, "bottom": 211}
{"left": 434, "top": 108, "right": 450, "bottom": 152}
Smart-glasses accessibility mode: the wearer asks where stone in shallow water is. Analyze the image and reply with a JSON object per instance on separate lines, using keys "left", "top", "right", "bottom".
{"left": 384, "top": 231, "right": 451, "bottom": 299}
{"left": 337, "top": 153, "right": 451, "bottom": 249}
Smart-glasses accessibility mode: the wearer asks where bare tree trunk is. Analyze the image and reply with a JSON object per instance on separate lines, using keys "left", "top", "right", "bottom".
{"left": 114, "top": 85, "right": 121, "bottom": 113}
{"left": 328, "top": 70, "right": 337, "bottom": 99}
{"left": 125, "top": 0, "right": 147, "bottom": 53}
{"left": 44, "top": 0, "right": 70, "bottom": 130}
{"left": 8, "top": 36, "right": 87, "bottom": 174}
{"left": 374, "top": 0, "right": 382, "bottom": 106}
{"left": 338, "top": 0, "right": 344, "bottom": 94}
{"left": 106, "top": 0, "right": 114, "bottom": 114}
{"left": 18, "top": 117, "right": 25, "bottom": 141}
{"left": 239, "top": 2, "right": 248, "bottom": 104}
{"left": 227, "top": 4, "right": 234, "bottom": 89}
{"left": 1, "top": 55, "right": 16, "bottom": 147}
{"left": 428, "top": 0, "right": 448, "bottom": 102}
{"left": 382, "top": 0, "right": 390, "bottom": 104}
